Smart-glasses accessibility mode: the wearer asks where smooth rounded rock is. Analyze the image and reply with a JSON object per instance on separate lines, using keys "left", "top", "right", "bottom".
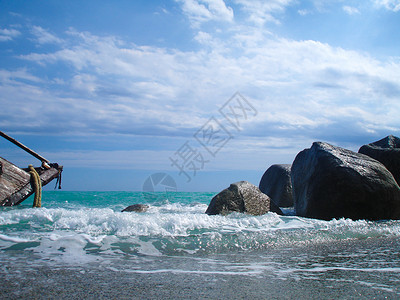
{"left": 359, "top": 135, "right": 400, "bottom": 185}
{"left": 259, "top": 164, "right": 293, "bottom": 207}
{"left": 206, "top": 181, "right": 283, "bottom": 216}
{"left": 291, "top": 142, "right": 400, "bottom": 221}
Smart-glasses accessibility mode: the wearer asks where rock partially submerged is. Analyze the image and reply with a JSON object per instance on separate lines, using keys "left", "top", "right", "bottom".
{"left": 359, "top": 135, "right": 400, "bottom": 185}
{"left": 122, "top": 204, "right": 149, "bottom": 212}
{"left": 205, "top": 181, "right": 282, "bottom": 216}
{"left": 259, "top": 164, "right": 293, "bottom": 207}
{"left": 291, "top": 142, "right": 400, "bottom": 221}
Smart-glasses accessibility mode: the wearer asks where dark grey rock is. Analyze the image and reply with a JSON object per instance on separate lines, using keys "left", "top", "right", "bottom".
{"left": 291, "top": 142, "right": 400, "bottom": 221}
{"left": 205, "top": 181, "right": 283, "bottom": 216}
{"left": 259, "top": 164, "right": 293, "bottom": 207}
{"left": 122, "top": 204, "right": 149, "bottom": 212}
{"left": 359, "top": 135, "right": 400, "bottom": 185}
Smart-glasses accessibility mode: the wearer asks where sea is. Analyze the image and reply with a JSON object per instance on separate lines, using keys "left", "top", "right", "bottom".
{"left": 1, "top": 191, "right": 400, "bottom": 299}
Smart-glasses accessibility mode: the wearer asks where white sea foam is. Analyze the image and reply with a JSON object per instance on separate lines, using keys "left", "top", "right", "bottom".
{"left": 1, "top": 192, "right": 400, "bottom": 297}
{"left": 32, "top": 231, "right": 104, "bottom": 265}
{"left": 123, "top": 268, "right": 264, "bottom": 276}
{"left": 1, "top": 204, "right": 400, "bottom": 264}
{"left": 0, "top": 234, "right": 33, "bottom": 243}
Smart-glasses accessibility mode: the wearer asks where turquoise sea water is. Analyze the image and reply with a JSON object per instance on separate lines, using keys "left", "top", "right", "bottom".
{"left": 1, "top": 191, "right": 400, "bottom": 298}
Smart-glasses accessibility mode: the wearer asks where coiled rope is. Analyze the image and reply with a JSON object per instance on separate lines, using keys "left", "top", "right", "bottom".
{"left": 29, "top": 164, "right": 42, "bottom": 208}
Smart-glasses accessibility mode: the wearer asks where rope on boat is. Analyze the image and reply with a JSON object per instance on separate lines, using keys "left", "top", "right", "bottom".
{"left": 29, "top": 164, "right": 42, "bottom": 208}
{"left": 50, "top": 163, "right": 63, "bottom": 190}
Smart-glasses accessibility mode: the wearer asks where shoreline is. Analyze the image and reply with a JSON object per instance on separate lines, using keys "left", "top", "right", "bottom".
{"left": 1, "top": 237, "right": 399, "bottom": 299}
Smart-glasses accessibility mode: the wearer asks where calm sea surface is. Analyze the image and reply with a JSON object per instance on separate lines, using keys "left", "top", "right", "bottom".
{"left": 1, "top": 191, "right": 400, "bottom": 299}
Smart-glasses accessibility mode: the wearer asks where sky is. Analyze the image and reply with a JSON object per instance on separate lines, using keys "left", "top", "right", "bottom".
{"left": 0, "top": 0, "right": 399, "bottom": 192}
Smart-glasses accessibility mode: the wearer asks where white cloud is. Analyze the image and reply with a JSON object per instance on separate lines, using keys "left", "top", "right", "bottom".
{"left": 235, "top": 0, "right": 295, "bottom": 25}
{"left": 70, "top": 74, "right": 97, "bottom": 94}
{"left": 298, "top": 9, "right": 310, "bottom": 16}
{"left": 31, "top": 26, "right": 63, "bottom": 44}
{"left": 0, "top": 28, "right": 21, "bottom": 41}
{"left": 0, "top": 68, "right": 42, "bottom": 83}
{"left": 373, "top": 0, "right": 400, "bottom": 11}
{"left": 194, "top": 31, "right": 213, "bottom": 44}
{"left": 177, "top": 0, "right": 233, "bottom": 26}
{"left": 342, "top": 5, "right": 360, "bottom": 15}
{"left": 205, "top": 0, "right": 234, "bottom": 20}
{"left": 2, "top": 1, "right": 400, "bottom": 174}
{"left": 11, "top": 26, "right": 400, "bottom": 145}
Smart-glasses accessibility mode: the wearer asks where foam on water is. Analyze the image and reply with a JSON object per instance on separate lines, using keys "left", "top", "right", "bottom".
{"left": 1, "top": 192, "right": 400, "bottom": 298}
{"left": 1, "top": 191, "right": 400, "bottom": 276}
{"left": 1, "top": 205, "right": 400, "bottom": 263}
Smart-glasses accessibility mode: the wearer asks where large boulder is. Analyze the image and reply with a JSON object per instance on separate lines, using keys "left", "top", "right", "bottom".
{"left": 291, "top": 142, "right": 400, "bottom": 221}
{"left": 205, "top": 181, "right": 283, "bottom": 216}
{"left": 359, "top": 135, "right": 400, "bottom": 185}
{"left": 259, "top": 164, "right": 293, "bottom": 207}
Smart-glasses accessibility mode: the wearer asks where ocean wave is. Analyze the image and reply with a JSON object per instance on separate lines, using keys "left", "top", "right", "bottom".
{"left": 1, "top": 203, "right": 400, "bottom": 262}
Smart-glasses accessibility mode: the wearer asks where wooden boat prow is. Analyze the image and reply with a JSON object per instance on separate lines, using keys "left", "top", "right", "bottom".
{"left": 0, "top": 157, "right": 62, "bottom": 206}
{"left": 0, "top": 130, "right": 63, "bottom": 206}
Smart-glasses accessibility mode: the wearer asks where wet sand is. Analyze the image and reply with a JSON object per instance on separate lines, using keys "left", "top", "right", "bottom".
{"left": 0, "top": 265, "right": 397, "bottom": 299}
{"left": 1, "top": 237, "right": 399, "bottom": 299}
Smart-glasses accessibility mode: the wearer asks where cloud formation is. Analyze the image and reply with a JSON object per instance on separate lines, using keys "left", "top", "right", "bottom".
{"left": 235, "top": 0, "right": 294, "bottom": 25}
{"left": 0, "top": 28, "right": 20, "bottom": 41}
{"left": 177, "top": 0, "right": 234, "bottom": 26}
{"left": 31, "top": 26, "right": 64, "bottom": 45}
{"left": 374, "top": 0, "right": 400, "bottom": 11}
{"left": 3, "top": 26, "right": 395, "bottom": 147}
{"left": 3, "top": 17, "right": 399, "bottom": 139}
{"left": 342, "top": 6, "right": 360, "bottom": 15}
{"left": 1, "top": 0, "right": 399, "bottom": 174}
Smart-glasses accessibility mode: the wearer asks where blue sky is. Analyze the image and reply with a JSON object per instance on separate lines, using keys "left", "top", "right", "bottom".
{"left": 0, "top": 0, "right": 399, "bottom": 192}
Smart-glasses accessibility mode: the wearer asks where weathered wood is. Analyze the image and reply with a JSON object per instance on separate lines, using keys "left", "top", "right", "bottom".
{"left": 0, "top": 131, "right": 50, "bottom": 163}
{"left": 0, "top": 157, "right": 62, "bottom": 206}
{"left": 0, "top": 157, "right": 30, "bottom": 203}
